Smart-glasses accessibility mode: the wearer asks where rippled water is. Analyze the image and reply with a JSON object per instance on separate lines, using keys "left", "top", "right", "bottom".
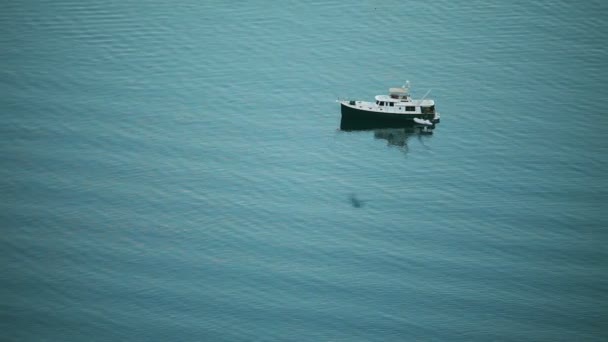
{"left": 1, "top": 1, "right": 607, "bottom": 341}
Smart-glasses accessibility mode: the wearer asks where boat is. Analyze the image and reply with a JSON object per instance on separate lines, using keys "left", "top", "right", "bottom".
{"left": 338, "top": 82, "right": 440, "bottom": 128}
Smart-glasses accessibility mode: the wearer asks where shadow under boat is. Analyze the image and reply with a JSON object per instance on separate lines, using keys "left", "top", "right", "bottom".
{"left": 340, "top": 116, "right": 434, "bottom": 150}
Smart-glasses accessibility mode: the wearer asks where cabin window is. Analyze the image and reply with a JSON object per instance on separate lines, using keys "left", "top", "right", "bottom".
{"left": 405, "top": 106, "right": 415, "bottom": 111}
{"left": 389, "top": 102, "right": 394, "bottom": 107}
{"left": 379, "top": 101, "right": 385, "bottom": 106}
{"left": 421, "top": 106, "right": 435, "bottom": 114}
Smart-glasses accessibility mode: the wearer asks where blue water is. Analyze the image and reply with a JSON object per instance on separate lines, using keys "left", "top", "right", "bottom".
{"left": 2, "top": 1, "right": 607, "bottom": 341}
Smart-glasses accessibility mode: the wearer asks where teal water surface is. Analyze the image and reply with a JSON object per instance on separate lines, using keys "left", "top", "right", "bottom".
{"left": 1, "top": 1, "right": 607, "bottom": 341}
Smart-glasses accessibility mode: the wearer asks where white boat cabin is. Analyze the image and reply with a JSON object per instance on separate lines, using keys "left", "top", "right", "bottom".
{"left": 345, "top": 86, "right": 436, "bottom": 115}
{"left": 372, "top": 87, "right": 435, "bottom": 114}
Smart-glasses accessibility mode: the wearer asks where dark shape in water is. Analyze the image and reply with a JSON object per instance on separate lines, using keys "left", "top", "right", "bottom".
{"left": 349, "top": 193, "right": 366, "bottom": 208}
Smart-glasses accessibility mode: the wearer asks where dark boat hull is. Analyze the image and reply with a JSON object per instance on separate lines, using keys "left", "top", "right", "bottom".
{"left": 341, "top": 103, "right": 436, "bottom": 121}
{"left": 340, "top": 103, "right": 438, "bottom": 130}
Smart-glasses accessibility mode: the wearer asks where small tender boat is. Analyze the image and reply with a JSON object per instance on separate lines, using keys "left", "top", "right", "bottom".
{"left": 338, "top": 82, "right": 440, "bottom": 128}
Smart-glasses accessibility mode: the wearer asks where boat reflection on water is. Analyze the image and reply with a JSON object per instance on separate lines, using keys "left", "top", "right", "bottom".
{"left": 340, "top": 117, "right": 434, "bottom": 152}
{"left": 373, "top": 128, "right": 416, "bottom": 148}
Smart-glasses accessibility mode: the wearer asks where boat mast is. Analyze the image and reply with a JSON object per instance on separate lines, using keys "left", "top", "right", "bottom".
{"left": 416, "top": 89, "right": 432, "bottom": 107}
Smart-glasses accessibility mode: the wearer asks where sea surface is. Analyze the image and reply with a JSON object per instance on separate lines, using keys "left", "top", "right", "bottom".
{"left": 1, "top": 1, "right": 607, "bottom": 341}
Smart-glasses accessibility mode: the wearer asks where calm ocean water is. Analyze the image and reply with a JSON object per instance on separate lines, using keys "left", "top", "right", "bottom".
{"left": 1, "top": 0, "right": 607, "bottom": 341}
